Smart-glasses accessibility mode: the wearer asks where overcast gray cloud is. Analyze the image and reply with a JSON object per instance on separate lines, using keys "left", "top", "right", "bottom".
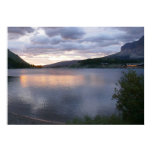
{"left": 81, "top": 27, "right": 144, "bottom": 44}
{"left": 30, "top": 35, "right": 50, "bottom": 44}
{"left": 43, "top": 27, "right": 85, "bottom": 40}
{"left": 8, "top": 27, "right": 34, "bottom": 35}
{"left": 8, "top": 27, "right": 144, "bottom": 65}
{"left": 115, "top": 27, "right": 144, "bottom": 34}
{"left": 114, "top": 27, "right": 144, "bottom": 40}
{"left": 8, "top": 27, "right": 35, "bottom": 39}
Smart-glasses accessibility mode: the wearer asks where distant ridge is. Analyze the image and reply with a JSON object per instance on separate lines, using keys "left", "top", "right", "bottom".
{"left": 43, "top": 60, "right": 79, "bottom": 68}
{"left": 43, "top": 36, "right": 144, "bottom": 68}
{"left": 107, "top": 36, "right": 144, "bottom": 59}
{"left": 8, "top": 49, "right": 31, "bottom": 69}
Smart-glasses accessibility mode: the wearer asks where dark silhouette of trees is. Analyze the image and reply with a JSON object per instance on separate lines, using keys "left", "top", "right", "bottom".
{"left": 112, "top": 70, "right": 144, "bottom": 124}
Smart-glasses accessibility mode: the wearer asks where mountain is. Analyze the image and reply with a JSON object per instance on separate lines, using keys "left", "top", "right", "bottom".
{"left": 43, "top": 36, "right": 144, "bottom": 68}
{"left": 78, "top": 36, "right": 144, "bottom": 67}
{"left": 44, "top": 60, "right": 79, "bottom": 68}
{"left": 108, "top": 36, "right": 144, "bottom": 59}
{"left": 8, "top": 49, "right": 31, "bottom": 69}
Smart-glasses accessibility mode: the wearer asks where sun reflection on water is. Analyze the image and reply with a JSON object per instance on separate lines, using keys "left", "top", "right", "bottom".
{"left": 20, "top": 75, "right": 85, "bottom": 88}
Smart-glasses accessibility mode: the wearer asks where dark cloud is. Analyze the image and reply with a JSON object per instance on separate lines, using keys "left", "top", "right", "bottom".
{"left": 8, "top": 27, "right": 34, "bottom": 35}
{"left": 114, "top": 27, "right": 144, "bottom": 40}
{"left": 30, "top": 35, "right": 50, "bottom": 44}
{"left": 60, "top": 27, "right": 85, "bottom": 39}
{"left": 42, "top": 27, "right": 63, "bottom": 37}
{"left": 30, "top": 35, "right": 64, "bottom": 45}
{"left": 80, "top": 27, "right": 144, "bottom": 47}
{"left": 83, "top": 35, "right": 113, "bottom": 42}
{"left": 81, "top": 35, "right": 119, "bottom": 47}
{"left": 116, "top": 27, "right": 144, "bottom": 34}
{"left": 43, "top": 27, "right": 85, "bottom": 40}
{"left": 26, "top": 41, "right": 90, "bottom": 51}
{"left": 8, "top": 27, "right": 35, "bottom": 39}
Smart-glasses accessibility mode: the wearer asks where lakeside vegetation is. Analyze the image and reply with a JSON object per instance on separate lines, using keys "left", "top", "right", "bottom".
{"left": 68, "top": 70, "right": 144, "bottom": 125}
{"left": 70, "top": 57, "right": 144, "bottom": 68}
{"left": 8, "top": 49, "right": 43, "bottom": 69}
{"left": 67, "top": 115, "right": 127, "bottom": 125}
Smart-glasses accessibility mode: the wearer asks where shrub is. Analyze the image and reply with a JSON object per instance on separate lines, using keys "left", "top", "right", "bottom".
{"left": 67, "top": 115, "right": 126, "bottom": 125}
{"left": 112, "top": 70, "right": 144, "bottom": 124}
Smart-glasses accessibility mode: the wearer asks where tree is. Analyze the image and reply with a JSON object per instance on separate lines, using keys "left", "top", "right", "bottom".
{"left": 112, "top": 70, "right": 144, "bottom": 124}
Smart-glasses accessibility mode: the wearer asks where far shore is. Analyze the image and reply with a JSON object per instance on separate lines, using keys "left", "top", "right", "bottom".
{"left": 8, "top": 66, "right": 144, "bottom": 70}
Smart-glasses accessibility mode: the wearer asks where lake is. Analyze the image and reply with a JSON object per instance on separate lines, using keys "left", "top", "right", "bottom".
{"left": 8, "top": 68, "right": 144, "bottom": 123}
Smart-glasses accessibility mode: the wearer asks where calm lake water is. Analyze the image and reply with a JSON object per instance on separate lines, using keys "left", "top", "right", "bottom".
{"left": 8, "top": 68, "right": 144, "bottom": 123}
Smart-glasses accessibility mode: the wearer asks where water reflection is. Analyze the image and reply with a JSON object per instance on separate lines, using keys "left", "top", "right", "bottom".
{"left": 8, "top": 68, "right": 144, "bottom": 123}
{"left": 20, "top": 75, "right": 85, "bottom": 88}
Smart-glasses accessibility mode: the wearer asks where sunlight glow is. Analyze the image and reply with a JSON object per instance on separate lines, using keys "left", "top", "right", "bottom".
{"left": 20, "top": 75, "right": 85, "bottom": 88}
{"left": 20, "top": 52, "right": 106, "bottom": 65}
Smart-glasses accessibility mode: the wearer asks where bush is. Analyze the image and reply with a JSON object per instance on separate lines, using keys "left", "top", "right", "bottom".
{"left": 112, "top": 70, "right": 144, "bottom": 124}
{"left": 67, "top": 115, "right": 126, "bottom": 125}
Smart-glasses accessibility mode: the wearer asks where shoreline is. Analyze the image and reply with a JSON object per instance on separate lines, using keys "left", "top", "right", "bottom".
{"left": 8, "top": 112, "right": 65, "bottom": 125}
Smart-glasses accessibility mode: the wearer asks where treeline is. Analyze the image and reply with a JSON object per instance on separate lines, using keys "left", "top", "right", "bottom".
{"left": 78, "top": 57, "right": 144, "bottom": 67}
{"left": 8, "top": 60, "right": 43, "bottom": 69}
{"left": 8, "top": 57, "right": 32, "bottom": 69}
{"left": 8, "top": 49, "right": 43, "bottom": 69}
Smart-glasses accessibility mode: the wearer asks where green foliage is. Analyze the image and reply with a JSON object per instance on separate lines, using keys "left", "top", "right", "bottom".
{"left": 78, "top": 56, "right": 143, "bottom": 67}
{"left": 112, "top": 70, "right": 144, "bottom": 124}
{"left": 69, "top": 70, "right": 144, "bottom": 125}
{"left": 67, "top": 115, "right": 127, "bottom": 125}
{"left": 8, "top": 49, "right": 32, "bottom": 68}
{"left": 8, "top": 57, "right": 32, "bottom": 68}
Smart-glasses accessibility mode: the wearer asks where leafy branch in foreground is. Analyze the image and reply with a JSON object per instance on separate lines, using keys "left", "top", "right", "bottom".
{"left": 112, "top": 70, "right": 144, "bottom": 124}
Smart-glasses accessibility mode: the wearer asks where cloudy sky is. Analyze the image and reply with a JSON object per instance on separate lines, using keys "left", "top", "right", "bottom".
{"left": 8, "top": 27, "right": 144, "bottom": 65}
